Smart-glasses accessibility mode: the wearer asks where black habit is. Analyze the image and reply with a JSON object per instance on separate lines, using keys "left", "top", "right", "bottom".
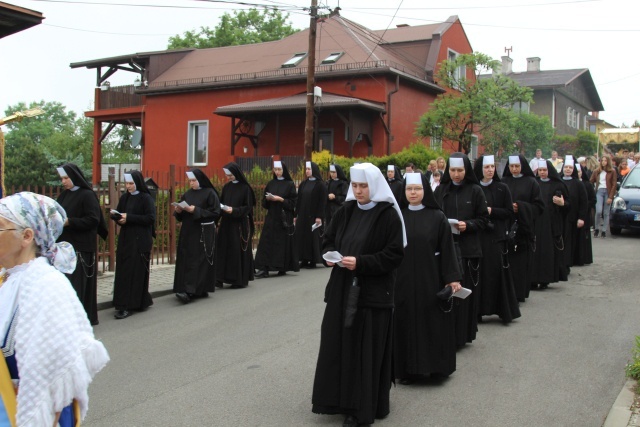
{"left": 112, "top": 171, "right": 155, "bottom": 311}
{"left": 173, "top": 169, "right": 221, "bottom": 297}
{"left": 325, "top": 164, "right": 348, "bottom": 228}
{"left": 295, "top": 162, "right": 327, "bottom": 267}
{"left": 386, "top": 166, "right": 405, "bottom": 207}
{"left": 578, "top": 174, "right": 595, "bottom": 265}
{"left": 312, "top": 201, "right": 404, "bottom": 425}
{"left": 562, "top": 174, "right": 588, "bottom": 268}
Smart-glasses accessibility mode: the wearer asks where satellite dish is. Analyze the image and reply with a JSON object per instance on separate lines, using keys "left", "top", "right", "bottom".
{"left": 131, "top": 129, "right": 142, "bottom": 149}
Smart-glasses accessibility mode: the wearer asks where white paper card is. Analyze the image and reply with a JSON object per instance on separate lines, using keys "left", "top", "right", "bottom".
{"left": 448, "top": 218, "right": 460, "bottom": 235}
{"left": 453, "top": 287, "right": 472, "bottom": 299}
{"left": 322, "top": 251, "right": 344, "bottom": 267}
{"left": 171, "top": 201, "right": 190, "bottom": 208}
{"left": 311, "top": 222, "right": 322, "bottom": 232}
{"left": 220, "top": 204, "right": 230, "bottom": 211}
{"left": 110, "top": 209, "right": 121, "bottom": 215}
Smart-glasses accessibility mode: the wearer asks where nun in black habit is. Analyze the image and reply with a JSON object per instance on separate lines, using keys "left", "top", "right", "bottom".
{"left": 112, "top": 171, "right": 156, "bottom": 319}
{"left": 295, "top": 161, "right": 327, "bottom": 268}
{"left": 501, "top": 155, "right": 544, "bottom": 302}
{"left": 216, "top": 162, "right": 256, "bottom": 288}
{"left": 577, "top": 164, "right": 594, "bottom": 265}
{"left": 57, "top": 163, "right": 108, "bottom": 325}
{"left": 173, "top": 169, "right": 221, "bottom": 303}
{"left": 254, "top": 160, "right": 299, "bottom": 278}
{"left": 394, "top": 172, "right": 462, "bottom": 383}
{"left": 325, "top": 164, "right": 348, "bottom": 228}
{"left": 531, "top": 159, "right": 570, "bottom": 289}
{"left": 312, "top": 163, "right": 405, "bottom": 427}
{"left": 472, "top": 155, "right": 520, "bottom": 323}
{"left": 385, "top": 164, "right": 404, "bottom": 207}
{"left": 561, "top": 156, "right": 588, "bottom": 269}
{"left": 433, "top": 153, "right": 489, "bottom": 347}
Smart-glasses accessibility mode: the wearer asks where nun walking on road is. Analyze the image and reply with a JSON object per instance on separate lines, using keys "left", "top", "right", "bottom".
{"left": 312, "top": 163, "right": 405, "bottom": 427}
{"left": 561, "top": 156, "right": 588, "bottom": 269}
{"left": 254, "top": 161, "right": 299, "bottom": 278}
{"left": 112, "top": 171, "right": 156, "bottom": 319}
{"left": 173, "top": 169, "right": 221, "bottom": 303}
{"left": 216, "top": 162, "right": 256, "bottom": 289}
{"left": 386, "top": 164, "right": 405, "bottom": 206}
{"left": 295, "top": 161, "right": 327, "bottom": 269}
{"left": 394, "top": 172, "right": 462, "bottom": 384}
{"left": 325, "top": 164, "right": 348, "bottom": 228}
{"left": 56, "top": 163, "right": 108, "bottom": 325}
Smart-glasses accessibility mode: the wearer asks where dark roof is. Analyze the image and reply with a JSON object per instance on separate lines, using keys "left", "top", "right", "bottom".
{"left": 70, "top": 49, "right": 193, "bottom": 70}
{"left": 215, "top": 92, "right": 386, "bottom": 117}
{"left": 0, "top": 1, "right": 43, "bottom": 38}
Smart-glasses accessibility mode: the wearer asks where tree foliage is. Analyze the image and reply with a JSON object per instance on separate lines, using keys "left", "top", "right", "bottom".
{"left": 416, "top": 52, "right": 534, "bottom": 155}
{"left": 552, "top": 130, "right": 598, "bottom": 157}
{"left": 168, "top": 8, "right": 298, "bottom": 50}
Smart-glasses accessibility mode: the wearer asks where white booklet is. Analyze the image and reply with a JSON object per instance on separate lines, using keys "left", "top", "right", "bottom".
{"left": 448, "top": 218, "right": 460, "bottom": 235}
{"left": 322, "top": 251, "right": 344, "bottom": 267}
{"left": 171, "top": 201, "right": 190, "bottom": 209}
{"left": 220, "top": 203, "right": 231, "bottom": 211}
{"left": 110, "top": 209, "right": 121, "bottom": 215}
{"left": 453, "top": 287, "right": 472, "bottom": 299}
{"left": 311, "top": 222, "right": 322, "bottom": 232}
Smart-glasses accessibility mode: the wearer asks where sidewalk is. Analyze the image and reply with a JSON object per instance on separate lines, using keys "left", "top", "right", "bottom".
{"left": 96, "top": 263, "right": 175, "bottom": 310}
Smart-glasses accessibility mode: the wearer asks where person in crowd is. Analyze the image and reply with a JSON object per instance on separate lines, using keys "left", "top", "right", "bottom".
{"left": 618, "top": 158, "right": 630, "bottom": 183}
{"left": 173, "top": 169, "right": 221, "bottom": 303}
{"left": 312, "top": 163, "right": 405, "bottom": 427}
{"left": 590, "top": 154, "right": 617, "bottom": 239}
{"left": 0, "top": 192, "right": 109, "bottom": 427}
{"left": 634, "top": 153, "right": 640, "bottom": 169}
{"left": 254, "top": 161, "right": 298, "bottom": 278}
{"left": 434, "top": 153, "right": 488, "bottom": 347}
{"left": 549, "top": 150, "right": 563, "bottom": 173}
{"left": 295, "top": 161, "right": 327, "bottom": 269}
{"left": 431, "top": 170, "right": 441, "bottom": 192}
{"left": 394, "top": 172, "right": 461, "bottom": 384}
{"left": 531, "top": 159, "right": 570, "bottom": 289}
{"left": 577, "top": 164, "right": 594, "bottom": 265}
{"left": 436, "top": 157, "right": 446, "bottom": 174}
{"left": 386, "top": 165, "right": 404, "bottom": 206}
{"left": 426, "top": 160, "right": 437, "bottom": 181}
{"left": 112, "top": 171, "right": 155, "bottom": 319}
{"left": 473, "top": 155, "right": 520, "bottom": 323}
{"left": 611, "top": 156, "right": 620, "bottom": 177}
{"left": 325, "top": 164, "right": 348, "bottom": 228}
{"left": 404, "top": 162, "right": 415, "bottom": 175}
{"left": 627, "top": 151, "right": 636, "bottom": 169}
{"left": 561, "top": 156, "right": 588, "bottom": 269}
{"left": 529, "top": 148, "right": 543, "bottom": 174}
{"left": 578, "top": 157, "right": 592, "bottom": 181}
{"left": 56, "top": 163, "right": 108, "bottom": 325}
{"left": 501, "top": 155, "right": 544, "bottom": 302}
{"left": 216, "top": 162, "right": 256, "bottom": 289}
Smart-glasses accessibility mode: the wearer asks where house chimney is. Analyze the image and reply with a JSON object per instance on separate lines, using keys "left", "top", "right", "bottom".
{"left": 501, "top": 56, "right": 513, "bottom": 75}
{"left": 527, "top": 57, "right": 541, "bottom": 72}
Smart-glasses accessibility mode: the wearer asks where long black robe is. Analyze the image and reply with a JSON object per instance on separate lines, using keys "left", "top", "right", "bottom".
{"left": 477, "top": 180, "right": 521, "bottom": 322}
{"left": 578, "top": 178, "right": 595, "bottom": 265}
{"left": 394, "top": 207, "right": 461, "bottom": 378}
{"left": 57, "top": 187, "right": 102, "bottom": 325}
{"left": 325, "top": 178, "right": 348, "bottom": 228}
{"left": 295, "top": 177, "right": 327, "bottom": 266}
{"left": 216, "top": 180, "right": 255, "bottom": 287}
{"left": 112, "top": 185, "right": 155, "bottom": 311}
{"left": 173, "top": 187, "right": 221, "bottom": 296}
{"left": 254, "top": 178, "right": 299, "bottom": 273}
{"left": 562, "top": 177, "right": 588, "bottom": 268}
{"left": 312, "top": 201, "right": 403, "bottom": 425}
{"left": 533, "top": 177, "right": 570, "bottom": 285}
{"left": 501, "top": 174, "right": 544, "bottom": 302}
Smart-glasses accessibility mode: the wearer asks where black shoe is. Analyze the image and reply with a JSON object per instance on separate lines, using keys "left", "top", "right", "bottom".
{"left": 343, "top": 415, "right": 359, "bottom": 426}
{"left": 176, "top": 292, "right": 191, "bottom": 304}
{"left": 399, "top": 378, "right": 414, "bottom": 385}
{"left": 215, "top": 282, "right": 224, "bottom": 289}
{"left": 255, "top": 270, "right": 269, "bottom": 279}
{"left": 114, "top": 310, "right": 130, "bottom": 319}
{"left": 531, "top": 283, "right": 539, "bottom": 290}
{"left": 594, "top": 229, "right": 599, "bottom": 237}
{"left": 601, "top": 232, "right": 606, "bottom": 238}
{"left": 277, "top": 271, "right": 286, "bottom": 276}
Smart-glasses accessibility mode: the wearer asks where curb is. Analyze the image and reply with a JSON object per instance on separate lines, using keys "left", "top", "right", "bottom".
{"left": 603, "top": 379, "right": 636, "bottom": 427}
{"left": 96, "top": 288, "right": 175, "bottom": 311}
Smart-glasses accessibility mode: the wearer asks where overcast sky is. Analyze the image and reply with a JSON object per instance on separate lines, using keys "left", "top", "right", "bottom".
{"left": 2, "top": 0, "right": 638, "bottom": 127}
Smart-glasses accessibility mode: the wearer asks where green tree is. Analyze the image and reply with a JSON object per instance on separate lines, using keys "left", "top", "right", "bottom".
{"left": 416, "top": 52, "right": 533, "bottom": 154}
{"left": 101, "top": 124, "right": 140, "bottom": 163}
{"left": 168, "top": 8, "right": 298, "bottom": 49}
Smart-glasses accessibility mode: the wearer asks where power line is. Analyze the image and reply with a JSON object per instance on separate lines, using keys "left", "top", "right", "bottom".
{"left": 345, "top": 0, "right": 601, "bottom": 11}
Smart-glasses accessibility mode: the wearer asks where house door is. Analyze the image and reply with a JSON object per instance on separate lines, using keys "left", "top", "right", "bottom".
{"left": 318, "top": 129, "right": 334, "bottom": 154}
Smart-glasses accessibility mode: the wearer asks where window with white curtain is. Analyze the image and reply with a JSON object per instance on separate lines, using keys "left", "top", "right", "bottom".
{"left": 187, "top": 120, "right": 208, "bottom": 166}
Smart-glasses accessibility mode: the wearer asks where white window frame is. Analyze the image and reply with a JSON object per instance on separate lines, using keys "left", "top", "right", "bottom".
{"left": 187, "top": 120, "right": 208, "bottom": 166}
{"left": 282, "top": 52, "right": 308, "bottom": 68}
{"left": 321, "top": 52, "right": 344, "bottom": 65}
{"left": 447, "top": 49, "right": 466, "bottom": 90}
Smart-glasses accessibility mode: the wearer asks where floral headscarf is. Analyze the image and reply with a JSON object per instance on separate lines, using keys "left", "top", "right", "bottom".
{"left": 0, "top": 192, "right": 76, "bottom": 273}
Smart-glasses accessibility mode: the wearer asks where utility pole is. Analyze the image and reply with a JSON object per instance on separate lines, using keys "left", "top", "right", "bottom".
{"left": 303, "top": 0, "right": 318, "bottom": 161}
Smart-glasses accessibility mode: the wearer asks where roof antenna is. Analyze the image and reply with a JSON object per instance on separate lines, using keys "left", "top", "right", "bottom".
{"left": 505, "top": 46, "right": 512, "bottom": 58}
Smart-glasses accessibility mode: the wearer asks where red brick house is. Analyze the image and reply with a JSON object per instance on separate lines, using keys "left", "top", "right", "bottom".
{"left": 71, "top": 11, "right": 473, "bottom": 183}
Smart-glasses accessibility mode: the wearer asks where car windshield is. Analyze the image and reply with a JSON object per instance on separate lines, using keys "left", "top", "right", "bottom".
{"left": 623, "top": 167, "right": 640, "bottom": 188}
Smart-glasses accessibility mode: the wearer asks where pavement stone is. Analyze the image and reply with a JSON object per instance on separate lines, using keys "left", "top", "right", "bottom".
{"left": 96, "top": 263, "right": 175, "bottom": 310}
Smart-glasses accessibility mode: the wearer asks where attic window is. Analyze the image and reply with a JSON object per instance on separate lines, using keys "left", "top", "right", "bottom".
{"left": 321, "top": 52, "right": 344, "bottom": 65}
{"left": 282, "top": 52, "right": 307, "bottom": 68}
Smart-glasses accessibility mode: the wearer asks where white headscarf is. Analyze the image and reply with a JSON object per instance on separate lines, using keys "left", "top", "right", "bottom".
{"left": 346, "top": 163, "right": 407, "bottom": 246}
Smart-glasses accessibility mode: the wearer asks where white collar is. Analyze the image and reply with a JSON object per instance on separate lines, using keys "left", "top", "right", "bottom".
{"left": 357, "top": 200, "right": 378, "bottom": 210}
{"left": 540, "top": 178, "right": 550, "bottom": 182}
{"left": 408, "top": 204, "right": 425, "bottom": 211}
{"left": 480, "top": 179, "right": 493, "bottom": 186}
{"left": 70, "top": 186, "right": 80, "bottom": 192}
{"left": 131, "top": 190, "right": 140, "bottom": 195}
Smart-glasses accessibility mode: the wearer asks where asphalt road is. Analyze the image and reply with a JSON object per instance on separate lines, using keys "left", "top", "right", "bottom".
{"left": 85, "top": 230, "right": 640, "bottom": 427}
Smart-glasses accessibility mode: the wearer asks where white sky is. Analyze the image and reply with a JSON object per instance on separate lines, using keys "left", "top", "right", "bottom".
{"left": 2, "top": 0, "right": 638, "bottom": 127}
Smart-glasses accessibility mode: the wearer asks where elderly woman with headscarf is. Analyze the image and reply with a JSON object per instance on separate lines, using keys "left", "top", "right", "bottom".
{"left": 312, "top": 163, "right": 405, "bottom": 427}
{"left": 111, "top": 171, "right": 156, "bottom": 319}
{"left": 295, "top": 161, "right": 327, "bottom": 269}
{"left": 173, "top": 169, "right": 221, "bottom": 303}
{"left": 472, "top": 155, "right": 520, "bottom": 324}
{"left": 501, "top": 155, "right": 544, "bottom": 302}
{"left": 325, "top": 164, "right": 348, "bottom": 228}
{"left": 56, "top": 163, "right": 108, "bottom": 325}
{"left": 433, "top": 153, "right": 489, "bottom": 347}
{"left": 216, "top": 162, "right": 256, "bottom": 289}
{"left": 394, "top": 172, "right": 462, "bottom": 384}
{"left": 0, "top": 192, "right": 109, "bottom": 427}
{"left": 254, "top": 160, "right": 298, "bottom": 278}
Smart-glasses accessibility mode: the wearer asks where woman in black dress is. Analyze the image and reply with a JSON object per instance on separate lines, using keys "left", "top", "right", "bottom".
{"left": 173, "top": 169, "right": 221, "bottom": 303}
{"left": 254, "top": 160, "right": 299, "bottom": 278}
{"left": 386, "top": 164, "right": 404, "bottom": 206}
{"left": 325, "top": 164, "right": 348, "bottom": 228}
{"left": 295, "top": 161, "right": 327, "bottom": 268}
{"left": 216, "top": 162, "right": 256, "bottom": 289}
{"left": 561, "top": 156, "right": 588, "bottom": 269}
{"left": 112, "top": 171, "right": 156, "bottom": 319}
{"left": 312, "top": 163, "right": 405, "bottom": 427}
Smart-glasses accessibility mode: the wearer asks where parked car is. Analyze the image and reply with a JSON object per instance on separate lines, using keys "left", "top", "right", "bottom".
{"left": 610, "top": 165, "right": 640, "bottom": 235}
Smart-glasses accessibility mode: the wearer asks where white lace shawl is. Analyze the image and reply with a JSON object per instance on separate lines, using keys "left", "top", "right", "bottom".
{"left": 4, "top": 257, "right": 110, "bottom": 426}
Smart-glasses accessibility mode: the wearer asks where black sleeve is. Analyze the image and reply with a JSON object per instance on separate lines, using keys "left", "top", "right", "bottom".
{"left": 355, "top": 208, "right": 404, "bottom": 276}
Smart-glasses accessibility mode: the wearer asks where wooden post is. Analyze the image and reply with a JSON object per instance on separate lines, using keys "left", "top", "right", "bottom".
{"left": 168, "top": 164, "right": 176, "bottom": 264}
{"left": 107, "top": 167, "right": 117, "bottom": 272}
{"left": 304, "top": 0, "right": 318, "bottom": 161}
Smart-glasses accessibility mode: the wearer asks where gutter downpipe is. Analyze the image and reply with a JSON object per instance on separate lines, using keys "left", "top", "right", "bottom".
{"left": 386, "top": 75, "right": 400, "bottom": 155}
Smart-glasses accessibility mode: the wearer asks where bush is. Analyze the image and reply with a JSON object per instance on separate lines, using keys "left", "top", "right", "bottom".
{"left": 626, "top": 336, "right": 640, "bottom": 380}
